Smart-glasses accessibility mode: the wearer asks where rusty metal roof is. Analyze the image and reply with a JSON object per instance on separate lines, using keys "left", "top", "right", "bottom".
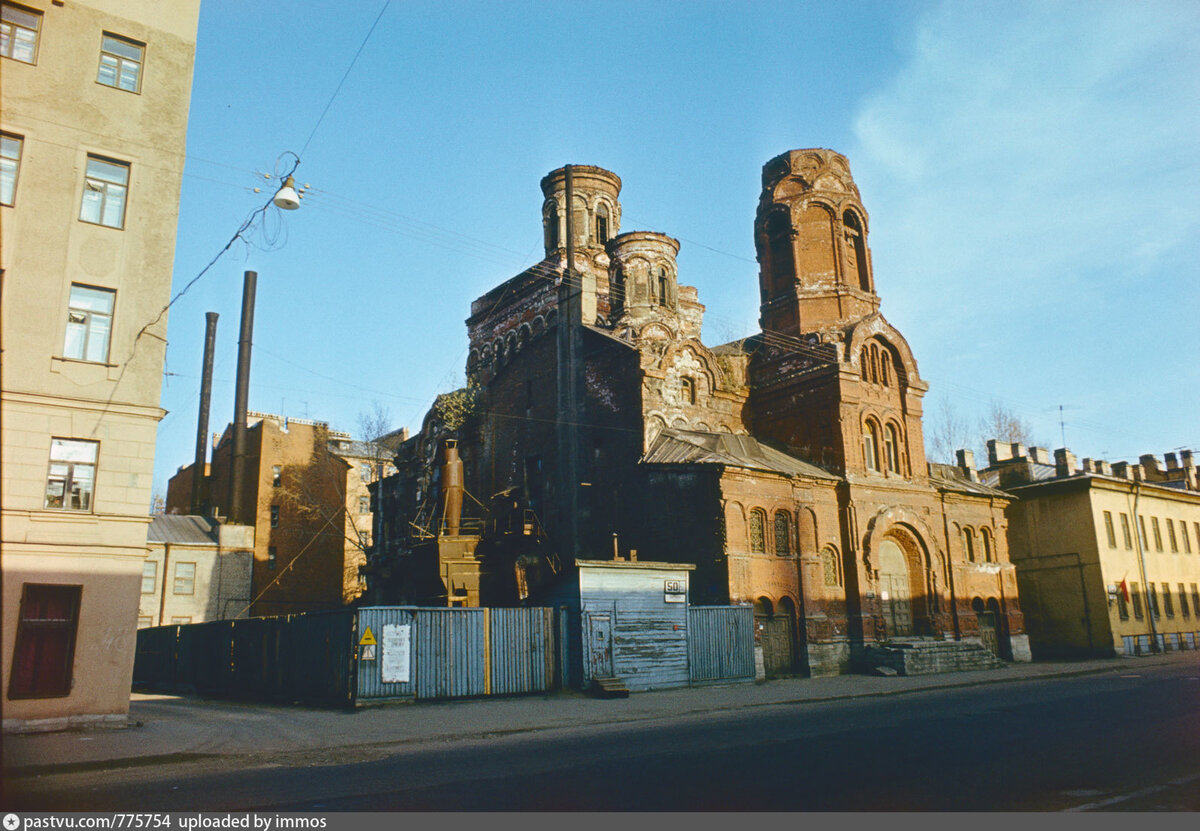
{"left": 148, "top": 514, "right": 219, "bottom": 545}
{"left": 642, "top": 429, "right": 838, "bottom": 480}
{"left": 928, "top": 463, "right": 1010, "bottom": 498}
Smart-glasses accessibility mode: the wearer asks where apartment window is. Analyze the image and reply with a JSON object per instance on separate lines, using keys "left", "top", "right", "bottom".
{"left": 1138, "top": 516, "right": 1148, "bottom": 550}
{"left": 1181, "top": 584, "right": 1190, "bottom": 620}
{"left": 173, "top": 562, "right": 195, "bottom": 596}
{"left": 97, "top": 33, "right": 144, "bottom": 92}
{"left": 774, "top": 511, "right": 791, "bottom": 556}
{"left": 1117, "top": 589, "right": 1129, "bottom": 621}
{"left": 170, "top": 616, "right": 191, "bottom": 626}
{"left": 1167, "top": 519, "right": 1178, "bottom": 553}
{"left": 1151, "top": 517, "right": 1163, "bottom": 552}
{"left": 359, "top": 496, "right": 370, "bottom": 514}
{"left": 1191, "top": 584, "right": 1199, "bottom": 617}
{"left": 1149, "top": 583, "right": 1160, "bottom": 619}
{"left": 44, "top": 438, "right": 98, "bottom": 511}
{"left": 268, "top": 546, "right": 277, "bottom": 570}
{"left": 1195, "top": 523, "right": 1200, "bottom": 554}
{"left": 272, "top": 465, "right": 281, "bottom": 487}
{"left": 141, "top": 561, "right": 157, "bottom": 594}
{"left": 64, "top": 284, "right": 115, "bottom": 363}
{"left": 1, "top": 132, "right": 21, "bottom": 205}
{"left": 7, "top": 584, "right": 81, "bottom": 699}
{"left": 137, "top": 616, "right": 153, "bottom": 629}
{"left": 270, "top": 505, "right": 280, "bottom": 527}
{"left": 1103, "top": 511, "right": 1117, "bottom": 548}
{"left": 1131, "top": 582, "right": 1144, "bottom": 619}
{"left": 361, "top": 464, "right": 371, "bottom": 482}
{"left": 1163, "top": 583, "right": 1175, "bottom": 618}
{"left": 749, "top": 509, "right": 766, "bottom": 553}
{"left": 1, "top": 3, "right": 41, "bottom": 63}
{"left": 1182, "top": 521, "right": 1192, "bottom": 553}
{"left": 1120, "top": 513, "right": 1133, "bottom": 549}
{"left": 80, "top": 156, "right": 129, "bottom": 228}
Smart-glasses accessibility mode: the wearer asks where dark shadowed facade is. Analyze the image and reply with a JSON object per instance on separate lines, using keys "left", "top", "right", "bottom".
{"left": 368, "top": 150, "right": 1030, "bottom": 675}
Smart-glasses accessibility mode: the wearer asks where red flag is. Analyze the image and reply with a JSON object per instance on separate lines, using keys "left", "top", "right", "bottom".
{"left": 1119, "top": 579, "right": 1130, "bottom": 603}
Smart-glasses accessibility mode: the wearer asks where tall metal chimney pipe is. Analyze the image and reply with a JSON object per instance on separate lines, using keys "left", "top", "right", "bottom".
{"left": 191, "top": 311, "right": 219, "bottom": 515}
{"left": 230, "top": 271, "right": 257, "bottom": 524}
{"left": 441, "top": 439, "right": 464, "bottom": 536}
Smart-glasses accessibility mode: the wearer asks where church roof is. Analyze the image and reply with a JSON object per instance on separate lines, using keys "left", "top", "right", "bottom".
{"left": 642, "top": 428, "right": 838, "bottom": 480}
{"left": 927, "top": 463, "right": 1010, "bottom": 498}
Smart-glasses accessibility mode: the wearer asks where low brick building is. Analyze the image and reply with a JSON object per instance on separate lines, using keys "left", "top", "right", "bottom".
{"left": 370, "top": 150, "right": 1030, "bottom": 675}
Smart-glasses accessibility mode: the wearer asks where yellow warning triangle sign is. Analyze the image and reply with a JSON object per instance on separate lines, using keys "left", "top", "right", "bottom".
{"left": 359, "top": 627, "right": 376, "bottom": 646}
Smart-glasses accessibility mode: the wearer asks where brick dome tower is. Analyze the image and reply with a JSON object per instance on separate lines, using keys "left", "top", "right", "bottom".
{"left": 540, "top": 165, "right": 623, "bottom": 257}
{"left": 754, "top": 149, "right": 879, "bottom": 335}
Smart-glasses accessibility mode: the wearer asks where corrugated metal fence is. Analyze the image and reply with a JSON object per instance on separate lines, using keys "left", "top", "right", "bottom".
{"left": 688, "top": 605, "right": 756, "bottom": 685}
{"left": 355, "top": 607, "right": 556, "bottom": 702}
{"left": 135, "top": 604, "right": 752, "bottom": 708}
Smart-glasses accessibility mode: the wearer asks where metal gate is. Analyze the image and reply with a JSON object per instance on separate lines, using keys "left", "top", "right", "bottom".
{"left": 688, "top": 606, "right": 755, "bottom": 685}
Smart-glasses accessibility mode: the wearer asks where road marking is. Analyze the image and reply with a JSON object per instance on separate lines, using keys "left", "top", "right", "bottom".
{"left": 1063, "top": 772, "right": 1200, "bottom": 812}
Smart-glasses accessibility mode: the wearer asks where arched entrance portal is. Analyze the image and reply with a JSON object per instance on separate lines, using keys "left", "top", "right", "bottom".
{"left": 877, "top": 539, "right": 913, "bottom": 637}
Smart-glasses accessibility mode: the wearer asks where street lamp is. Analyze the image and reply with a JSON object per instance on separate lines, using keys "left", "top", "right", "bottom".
{"left": 273, "top": 176, "right": 301, "bottom": 210}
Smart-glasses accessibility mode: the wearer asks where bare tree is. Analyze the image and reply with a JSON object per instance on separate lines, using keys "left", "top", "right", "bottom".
{"left": 979, "top": 399, "right": 1038, "bottom": 450}
{"left": 925, "top": 397, "right": 974, "bottom": 464}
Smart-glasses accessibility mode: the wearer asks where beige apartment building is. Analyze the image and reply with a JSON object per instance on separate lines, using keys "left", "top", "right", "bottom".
{"left": 985, "top": 443, "right": 1200, "bottom": 658}
{"left": 140, "top": 515, "right": 254, "bottom": 628}
{"left": 1, "top": 0, "right": 200, "bottom": 731}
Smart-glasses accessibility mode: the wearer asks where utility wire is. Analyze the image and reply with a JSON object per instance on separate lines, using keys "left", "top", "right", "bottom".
{"left": 299, "top": 0, "right": 392, "bottom": 158}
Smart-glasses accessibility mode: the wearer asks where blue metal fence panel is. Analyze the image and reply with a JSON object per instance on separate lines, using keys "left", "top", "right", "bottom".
{"left": 416, "top": 608, "right": 486, "bottom": 700}
{"left": 488, "top": 607, "right": 554, "bottom": 695}
{"left": 356, "top": 607, "right": 419, "bottom": 700}
{"left": 688, "top": 605, "right": 755, "bottom": 685}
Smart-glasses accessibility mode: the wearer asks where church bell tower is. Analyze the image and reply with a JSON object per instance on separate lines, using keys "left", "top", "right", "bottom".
{"left": 755, "top": 149, "right": 879, "bottom": 335}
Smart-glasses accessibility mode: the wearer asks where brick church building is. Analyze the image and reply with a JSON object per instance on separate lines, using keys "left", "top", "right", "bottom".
{"left": 369, "top": 149, "right": 1029, "bottom": 676}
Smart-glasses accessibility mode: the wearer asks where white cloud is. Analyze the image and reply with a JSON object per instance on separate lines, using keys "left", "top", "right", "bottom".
{"left": 848, "top": 0, "right": 1200, "bottom": 457}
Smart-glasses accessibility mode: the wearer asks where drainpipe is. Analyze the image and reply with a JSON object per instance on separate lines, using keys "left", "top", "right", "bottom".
{"left": 1130, "top": 480, "right": 1158, "bottom": 651}
{"left": 158, "top": 543, "right": 170, "bottom": 626}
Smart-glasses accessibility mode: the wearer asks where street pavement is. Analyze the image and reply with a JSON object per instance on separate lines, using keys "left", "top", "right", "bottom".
{"left": 5, "top": 651, "right": 1198, "bottom": 780}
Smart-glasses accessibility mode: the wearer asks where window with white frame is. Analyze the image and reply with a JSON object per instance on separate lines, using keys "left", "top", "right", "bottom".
{"left": 80, "top": 155, "right": 130, "bottom": 228}
{"left": 141, "top": 561, "right": 157, "bottom": 594}
{"left": 1, "top": 132, "right": 21, "bottom": 205}
{"left": 173, "top": 562, "right": 195, "bottom": 595}
{"left": 1, "top": 3, "right": 41, "bottom": 64}
{"left": 97, "top": 33, "right": 144, "bottom": 92}
{"left": 44, "top": 438, "right": 98, "bottom": 511}
{"left": 64, "top": 284, "right": 115, "bottom": 363}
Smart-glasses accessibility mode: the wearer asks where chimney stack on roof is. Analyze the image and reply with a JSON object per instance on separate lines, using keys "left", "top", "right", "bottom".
{"left": 1082, "top": 458, "right": 1097, "bottom": 474}
{"left": 1054, "top": 448, "right": 1076, "bottom": 478}
{"left": 956, "top": 449, "right": 979, "bottom": 481}
{"left": 987, "top": 439, "right": 1011, "bottom": 465}
{"left": 1029, "top": 447, "right": 1051, "bottom": 465}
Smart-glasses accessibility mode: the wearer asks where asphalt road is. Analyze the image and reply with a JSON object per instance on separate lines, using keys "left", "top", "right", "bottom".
{"left": 8, "top": 661, "right": 1200, "bottom": 811}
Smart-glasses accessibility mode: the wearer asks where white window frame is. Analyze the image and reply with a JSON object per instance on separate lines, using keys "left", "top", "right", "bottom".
{"left": 44, "top": 438, "right": 99, "bottom": 511}
{"left": 64, "top": 283, "right": 115, "bottom": 363}
{"left": 80, "top": 155, "right": 130, "bottom": 228}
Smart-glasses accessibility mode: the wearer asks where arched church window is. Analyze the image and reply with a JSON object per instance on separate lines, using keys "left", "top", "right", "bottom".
{"left": 861, "top": 352, "right": 870, "bottom": 382}
{"left": 766, "top": 211, "right": 795, "bottom": 293}
{"left": 981, "top": 528, "right": 994, "bottom": 563}
{"left": 657, "top": 269, "right": 670, "bottom": 307}
{"left": 545, "top": 204, "right": 559, "bottom": 250}
{"left": 963, "top": 527, "right": 976, "bottom": 563}
{"left": 844, "top": 210, "right": 870, "bottom": 292}
{"left": 596, "top": 203, "right": 610, "bottom": 245}
{"left": 880, "top": 349, "right": 891, "bottom": 387}
{"left": 869, "top": 344, "right": 880, "bottom": 384}
{"left": 680, "top": 377, "right": 696, "bottom": 405}
{"left": 885, "top": 423, "right": 901, "bottom": 474}
{"left": 822, "top": 546, "right": 841, "bottom": 587}
{"left": 774, "top": 511, "right": 791, "bottom": 556}
{"left": 749, "top": 509, "right": 766, "bottom": 553}
{"left": 863, "top": 420, "right": 880, "bottom": 472}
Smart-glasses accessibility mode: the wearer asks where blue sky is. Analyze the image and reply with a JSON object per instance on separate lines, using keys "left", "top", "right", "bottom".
{"left": 153, "top": 0, "right": 1199, "bottom": 496}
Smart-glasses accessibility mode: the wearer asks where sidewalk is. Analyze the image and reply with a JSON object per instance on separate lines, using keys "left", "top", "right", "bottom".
{"left": 5, "top": 651, "right": 1197, "bottom": 779}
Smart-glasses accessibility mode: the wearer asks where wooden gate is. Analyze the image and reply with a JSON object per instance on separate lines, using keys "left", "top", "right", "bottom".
{"left": 879, "top": 539, "right": 914, "bottom": 637}
{"left": 758, "top": 614, "right": 795, "bottom": 677}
